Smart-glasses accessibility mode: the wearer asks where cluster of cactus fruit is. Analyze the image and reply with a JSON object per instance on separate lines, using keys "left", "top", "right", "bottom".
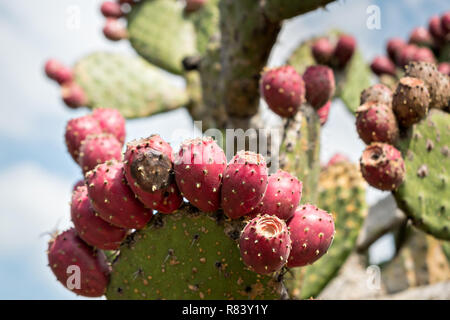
{"left": 370, "top": 11, "right": 450, "bottom": 78}
{"left": 44, "top": 0, "right": 450, "bottom": 300}
{"left": 48, "top": 109, "right": 335, "bottom": 297}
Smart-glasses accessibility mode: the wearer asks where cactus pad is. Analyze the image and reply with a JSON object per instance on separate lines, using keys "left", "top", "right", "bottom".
{"left": 186, "top": 0, "right": 220, "bottom": 54}
{"left": 286, "top": 160, "right": 367, "bottom": 299}
{"left": 393, "top": 109, "right": 450, "bottom": 240}
{"left": 127, "top": 0, "right": 197, "bottom": 75}
{"left": 106, "top": 206, "right": 282, "bottom": 300}
{"left": 74, "top": 52, "right": 189, "bottom": 118}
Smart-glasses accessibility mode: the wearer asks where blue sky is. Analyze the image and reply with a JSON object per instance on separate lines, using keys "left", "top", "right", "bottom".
{"left": 0, "top": 0, "right": 447, "bottom": 299}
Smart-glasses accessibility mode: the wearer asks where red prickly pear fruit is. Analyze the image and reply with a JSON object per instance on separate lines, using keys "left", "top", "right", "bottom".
{"left": 429, "top": 15, "right": 445, "bottom": 43}
{"left": 386, "top": 38, "right": 406, "bottom": 65}
{"left": 287, "top": 204, "right": 335, "bottom": 268}
{"left": 65, "top": 115, "right": 103, "bottom": 163}
{"left": 239, "top": 214, "right": 291, "bottom": 274}
{"left": 47, "top": 228, "right": 110, "bottom": 297}
{"left": 92, "top": 108, "right": 126, "bottom": 145}
{"left": 397, "top": 44, "right": 418, "bottom": 68}
{"left": 317, "top": 101, "right": 331, "bottom": 126}
{"left": 221, "top": 151, "right": 268, "bottom": 219}
{"left": 311, "top": 37, "right": 335, "bottom": 65}
{"left": 360, "top": 83, "right": 393, "bottom": 105}
{"left": 370, "top": 56, "right": 396, "bottom": 76}
{"left": 392, "top": 77, "right": 430, "bottom": 127}
{"left": 85, "top": 160, "right": 152, "bottom": 229}
{"left": 355, "top": 101, "right": 399, "bottom": 145}
{"left": 249, "top": 170, "right": 302, "bottom": 221}
{"left": 259, "top": 66, "right": 305, "bottom": 118}
{"left": 333, "top": 34, "right": 356, "bottom": 68}
{"left": 184, "top": 0, "right": 207, "bottom": 13}
{"left": 44, "top": 59, "right": 73, "bottom": 84}
{"left": 71, "top": 185, "right": 127, "bottom": 250}
{"left": 72, "top": 179, "right": 84, "bottom": 192}
{"left": 442, "top": 11, "right": 450, "bottom": 34}
{"left": 360, "top": 142, "right": 405, "bottom": 191}
{"left": 103, "top": 18, "right": 128, "bottom": 41}
{"left": 303, "top": 65, "right": 335, "bottom": 109}
{"left": 412, "top": 47, "right": 436, "bottom": 64}
{"left": 123, "top": 135, "right": 182, "bottom": 214}
{"left": 78, "top": 133, "right": 123, "bottom": 174}
{"left": 438, "top": 62, "right": 450, "bottom": 76}
{"left": 100, "top": 1, "right": 123, "bottom": 18}
{"left": 174, "top": 137, "right": 226, "bottom": 212}
{"left": 61, "top": 82, "right": 87, "bottom": 108}
{"left": 327, "top": 153, "right": 350, "bottom": 167}
{"left": 409, "top": 27, "right": 434, "bottom": 47}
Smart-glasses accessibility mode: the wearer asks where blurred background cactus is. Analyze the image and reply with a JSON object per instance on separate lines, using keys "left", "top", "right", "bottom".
{"left": 0, "top": 0, "right": 448, "bottom": 299}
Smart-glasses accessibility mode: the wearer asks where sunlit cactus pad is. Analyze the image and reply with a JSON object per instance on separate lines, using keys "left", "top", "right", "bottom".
{"left": 106, "top": 207, "right": 282, "bottom": 300}
{"left": 127, "top": 0, "right": 197, "bottom": 75}
{"left": 74, "top": 52, "right": 188, "bottom": 118}
{"left": 394, "top": 109, "right": 450, "bottom": 240}
{"left": 285, "top": 160, "right": 367, "bottom": 299}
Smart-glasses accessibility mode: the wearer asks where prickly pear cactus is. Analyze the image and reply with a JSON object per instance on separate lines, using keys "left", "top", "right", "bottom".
{"left": 393, "top": 109, "right": 450, "bottom": 240}
{"left": 107, "top": 207, "right": 282, "bottom": 300}
{"left": 279, "top": 106, "right": 321, "bottom": 204}
{"left": 74, "top": 52, "right": 189, "bottom": 118}
{"left": 287, "top": 31, "right": 371, "bottom": 114}
{"left": 285, "top": 160, "right": 367, "bottom": 299}
{"left": 126, "top": 0, "right": 197, "bottom": 75}
{"left": 186, "top": 0, "right": 220, "bottom": 54}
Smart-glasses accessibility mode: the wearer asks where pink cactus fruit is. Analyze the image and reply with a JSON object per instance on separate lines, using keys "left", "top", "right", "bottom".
{"left": 184, "top": 0, "right": 207, "bottom": 13}
{"left": 221, "top": 151, "right": 268, "bottom": 219}
{"left": 326, "top": 153, "right": 350, "bottom": 167}
{"left": 239, "top": 214, "right": 291, "bottom": 274}
{"left": 71, "top": 185, "right": 127, "bottom": 250}
{"left": 355, "top": 101, "right": 399, "bottom": 145}
{"left": 317, "top": 101, "right": 331, "bottom": 126}
{"left": 123, "top": 135, "right": 182, "bottom": 214}
{"left": 45, "top": 59, "right": 73, "bottom": 85}
{"left": 103, "top": 18, "right": 128, "bottom": 41}
{"left": 47, "top": 228, "right": 110, "bottom": 297}
{"left": 386, "top": 38, "right": 406, "bottom": 65}
{"left": 259, "top": 65, "right": 305, "bottom": 118}
{"left": 92, "top": 108, "right": 126, "bottom": 145}
{"left": 442, "top": 11, "right": 450, "bottom": 34}
{"left": 360, "top": 142, "right": 405, "bottom": 191}
{"left": 85, "top": 160, "right": 152, "bottom": 229}
{"left": 311, "top": 37, "right": 335, "bottom": 65}
{"left": 72, "top": 179, "right": 85, "bottom": 192}
{"left": 370, "top": 56, "right": 396, "bottom": 76}
{"left": 438, "top": 62, "right": 450, "bottom": 76}
{"left": 303, "top": 65, "right": 335, "bottom": 109}
{"left": 61, "top": 82, "right": 87, "bottom": 108}
{"left": 174, "top": 137, "right": 227, "bottom": 212}
{"left": 100, "top": 1, "right": 123, "bottom": 18}
{"left": 78, "top": 133, "right": 123, "bottom": 174}
{"left": 408, "top": 27, "right": 434, "bottom": 47}
{"left": 397, "top": 44, "right": 419, "bottom": 68}
{"left": 333, "top": 34, "right": 356, "bottom": 68}
{"left": 428, "top": 15, "right": 445, "bottom": 43}
{"left": 412, "top": 47, "right": 436, "bottom": 64}
{"left": 360, "top": 83, "right": 393, "bottom": 105}
{"left": 249, "top": 170, "right": 302, "bottom": 221}
{"left": 65, "top": 115, "right": 103, "bottom": 163}
{"left": 287, "top": 204, "right": 335, "bottom": 268}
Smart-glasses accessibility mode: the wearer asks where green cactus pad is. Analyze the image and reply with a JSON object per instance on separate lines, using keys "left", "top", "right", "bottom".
{"left": 393, "top": 109, "right": 450, "bottom": 240}
{"left": 106, "top": 207, "right": 282, "bottom": 300}
{"left": 279, "top": 106, "right": 321, "bottom": 204}
{"left": 336, "top": 50, "right": 372, "bottom": 114}
{"left": 127, "top": 0, "right": 197, "bottom": 75}
{"left": 185, "top": 0, "right": 219, "bottom": 54}
{"left": 285, "top": 161, "right": 367, "bottom": 299}
{"left": 287, "top": 31, "right": 371, "bottom": 114}
{"left": 74, "top": 52, "right": 189, "bottom": 118}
